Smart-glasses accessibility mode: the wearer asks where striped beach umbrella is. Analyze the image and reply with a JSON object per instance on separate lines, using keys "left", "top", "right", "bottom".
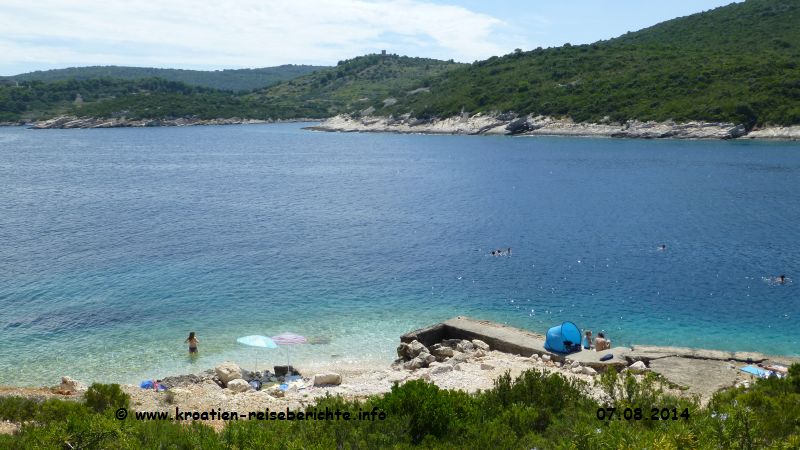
{"left": 271, "top": 332, "right": 307, "bottom": 369}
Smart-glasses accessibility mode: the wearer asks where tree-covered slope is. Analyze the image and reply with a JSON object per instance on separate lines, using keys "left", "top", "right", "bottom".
{"left": 0, "top": 77, "right": 318, "bottom": 122}
{"left": 0, "top": 55, "right": 460, "bottom": 121}
{"left": 249, "top": 54, "right": 463, "bottom": 117}
{"left": 2, "top": 64, "right": 326, "bottom": 91}
{"left": 388, "top": 0, "right": 800, "bottom": 127}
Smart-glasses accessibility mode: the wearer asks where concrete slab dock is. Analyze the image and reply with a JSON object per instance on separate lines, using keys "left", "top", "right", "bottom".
{"left": 401, "top": 316, "right": 799, "bottom": 399}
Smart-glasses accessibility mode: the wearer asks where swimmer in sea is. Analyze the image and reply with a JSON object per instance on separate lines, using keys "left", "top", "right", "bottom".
{"left": 778, "top": 274, "right": 786, "bottom": 285}
{"left": 185, "top": 331, "right": 199, "bottom": 354}
{"left": 658, "top": 244, "right": 667, "bottom": 251}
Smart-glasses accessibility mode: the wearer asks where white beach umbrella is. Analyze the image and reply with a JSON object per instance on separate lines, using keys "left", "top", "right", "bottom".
{"left": 237, "top": 335, "right": 278, "bottom": 372}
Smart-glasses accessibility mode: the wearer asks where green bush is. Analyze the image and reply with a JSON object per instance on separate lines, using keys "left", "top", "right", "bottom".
{"left": 84, "top": 383, "right": 130, "bottom": 414}
{"left": 0, "top": 364, "right": 798, "bottom": 448}
{"left": 0, "top": 396, "right": 39, "bottom": 422}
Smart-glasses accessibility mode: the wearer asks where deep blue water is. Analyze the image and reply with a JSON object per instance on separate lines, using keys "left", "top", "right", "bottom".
{"left": 0, "top": 123, "right": 797, "bottom": 386}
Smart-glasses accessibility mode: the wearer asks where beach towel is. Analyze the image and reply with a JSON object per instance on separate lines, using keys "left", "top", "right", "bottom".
{"left": 139, "top": 380, "right": 168, "bottom": 391}
{"left": 740, "top": 365, "right": 774, "bottom": 379}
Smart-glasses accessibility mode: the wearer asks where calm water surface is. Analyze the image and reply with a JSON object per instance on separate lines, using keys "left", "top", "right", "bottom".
{"left": 0, "top": 123, "right": 797, "bottom": 385}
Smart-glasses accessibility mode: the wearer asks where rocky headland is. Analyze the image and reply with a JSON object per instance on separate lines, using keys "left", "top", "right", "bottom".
{"left": 310, "top": 113, "right": 800, "bottom": 140}
{"left": 23, "top": 116, "right": 315, "bottom": 129}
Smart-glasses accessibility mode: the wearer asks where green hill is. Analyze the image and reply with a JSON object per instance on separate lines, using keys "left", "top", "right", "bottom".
{"left": 248, "top": 53, "right": 463, "bottom": 117}
{"left": 2, "top": 65, "right": 326, "bottom": 92}
{"left": 0, "top": 55, "right": 460, "bottom": 121}
{"left": 387, "top": 0, "right": 800, "bottom": 127}
{"left": 3, "top": 0, "right": 798, "bottom": 126}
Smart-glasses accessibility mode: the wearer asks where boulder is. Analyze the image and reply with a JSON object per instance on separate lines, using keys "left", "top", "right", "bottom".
{"left": 313, "top": 373, "right": 342, "bottom": 386}
{"left": 227, "top": 379, "right": 251, "bottom": 393}
{"left": 456, "top": 340, "right": 475, "bottom": 352}
{"left": 431, "top": 346, "right": 454, "bottom": 359}
{"left": 581, "top": 366, "right": 598, "bottom": 376}
{"left": 541, "top": 354, "right": 551, "bottom": 362}
{"left": 474, "top": 349, "right": 486, "bottom": 358}
{"left": 59, "top": 376, "right": 87, "bottom": 394}
{"left": 269, "top": 388, "right": 285, "bottom": 398}
{"left": 215, "top": 361, "right": 242, "bottom": 386}
{"left": 409, "top": 340, "right": 428, "bottom": 358}
{"left": 450, "top": 351, "right": 469, "bottom": 362}
{"left": 571, "top": 367, "right": 583, "bottom": 374}
{"left": 471, "top": 339, "right": 490, "bottom": 351}
{"left": 506, "top": 117, "right": 532, "bottom": 135}
{"left": 403, "top": 357, "right": 426, "bottom": 371}
{"left": 419, "top": 352, "right": 436, "bottom": 365}
{"left": 629, "top": 361, "right": 648, "bottom": 372}
{"left": 480, "top": 363, "right": 495, "bottom": 370}
{"left": 396, "top": 342, "right": 412, "bottom": 359}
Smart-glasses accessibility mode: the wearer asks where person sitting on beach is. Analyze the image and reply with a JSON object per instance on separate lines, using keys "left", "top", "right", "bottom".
{"left": 583, "top": 330, "right": 593, "bottom": 350}
{"left": 594, "top": 332, "right": 611, "bottom": 351}
{"left": 185, "top": 332, "right": 199, "bottom": 354}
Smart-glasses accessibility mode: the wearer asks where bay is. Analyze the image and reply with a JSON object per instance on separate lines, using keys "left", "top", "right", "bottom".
{"left": 0, "top": 123, "right": 797, "bottom": 386}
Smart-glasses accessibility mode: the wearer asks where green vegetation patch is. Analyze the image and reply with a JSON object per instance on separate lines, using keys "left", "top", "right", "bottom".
{"left": 1, "top": 364, "right": 798, "bottom": 449}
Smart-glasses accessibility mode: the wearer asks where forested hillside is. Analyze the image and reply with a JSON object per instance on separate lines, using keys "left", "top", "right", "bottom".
{"left": 0, "top": 55, "right": 460, "bottom": 121}
{"left": 387, "top": 0, "right": 800, "bottom": 127}
{"left": 2, "top": 0, "right": 798, "bottom": 126}
{"left": 2, "top": 65, "right": 325, "bottom": 92}
{"left": 249, "top": 54, "right": 463, "bottom": 117}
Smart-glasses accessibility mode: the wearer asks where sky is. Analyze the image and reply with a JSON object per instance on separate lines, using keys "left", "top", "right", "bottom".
{"left": 0, "top": 0, "right": 740, "bottom": 76}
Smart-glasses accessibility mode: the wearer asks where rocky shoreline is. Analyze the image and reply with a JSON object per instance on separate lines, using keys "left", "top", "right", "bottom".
{"left": 6, "top": 116, "right": 319, "bottom": 129}
{"left": 2, "top": 317, "right": 797, "bottom": 435}
{"left": 309, "top": 113, "right": 800, "bottom": 140}
{"left": 7, "top": 114, "right": 799, "bottom": 139}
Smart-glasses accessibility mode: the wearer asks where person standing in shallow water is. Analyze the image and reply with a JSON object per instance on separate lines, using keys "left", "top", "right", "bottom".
{"left": 185, "top": 332, "right": 199, "bottom": 354}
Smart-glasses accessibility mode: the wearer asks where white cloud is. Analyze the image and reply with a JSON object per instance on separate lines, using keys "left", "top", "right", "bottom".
{"left": 0, "top": 0, "right": 521, "bottom": 73}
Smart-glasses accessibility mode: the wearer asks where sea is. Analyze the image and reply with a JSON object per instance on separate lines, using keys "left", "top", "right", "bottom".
{"left": 0, "top": 123, "right": 797, "bottom": 386}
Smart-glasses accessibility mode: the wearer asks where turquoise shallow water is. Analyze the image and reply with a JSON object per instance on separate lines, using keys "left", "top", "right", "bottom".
{"left": 0, "top": 123, "right": 797, "bottom": 386}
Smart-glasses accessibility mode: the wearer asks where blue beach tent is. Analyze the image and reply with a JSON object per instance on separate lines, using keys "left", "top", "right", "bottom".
{"left": 544, "top": 321, "right": 583, "bottom": 354}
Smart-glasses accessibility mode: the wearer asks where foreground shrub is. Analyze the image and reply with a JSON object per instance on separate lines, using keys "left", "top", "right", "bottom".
{"left": 0, "top": 364, "right": 797, "bottom": 448}
{"left": 0, "top": 396, "right": 39, "bottom": 422}
{"left": 84, "top": 383, "right": 130, "bottom": 414}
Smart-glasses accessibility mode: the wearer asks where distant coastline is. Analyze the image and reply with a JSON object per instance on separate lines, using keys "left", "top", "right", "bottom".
{"left": 7, "top": 114, "right": 799, "bottom": 140}
{"left": 1, "top": 116, "right": 321, "bottom": 129}
{"left": 309, "top": 114, "right": 800, "bottom": 141}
